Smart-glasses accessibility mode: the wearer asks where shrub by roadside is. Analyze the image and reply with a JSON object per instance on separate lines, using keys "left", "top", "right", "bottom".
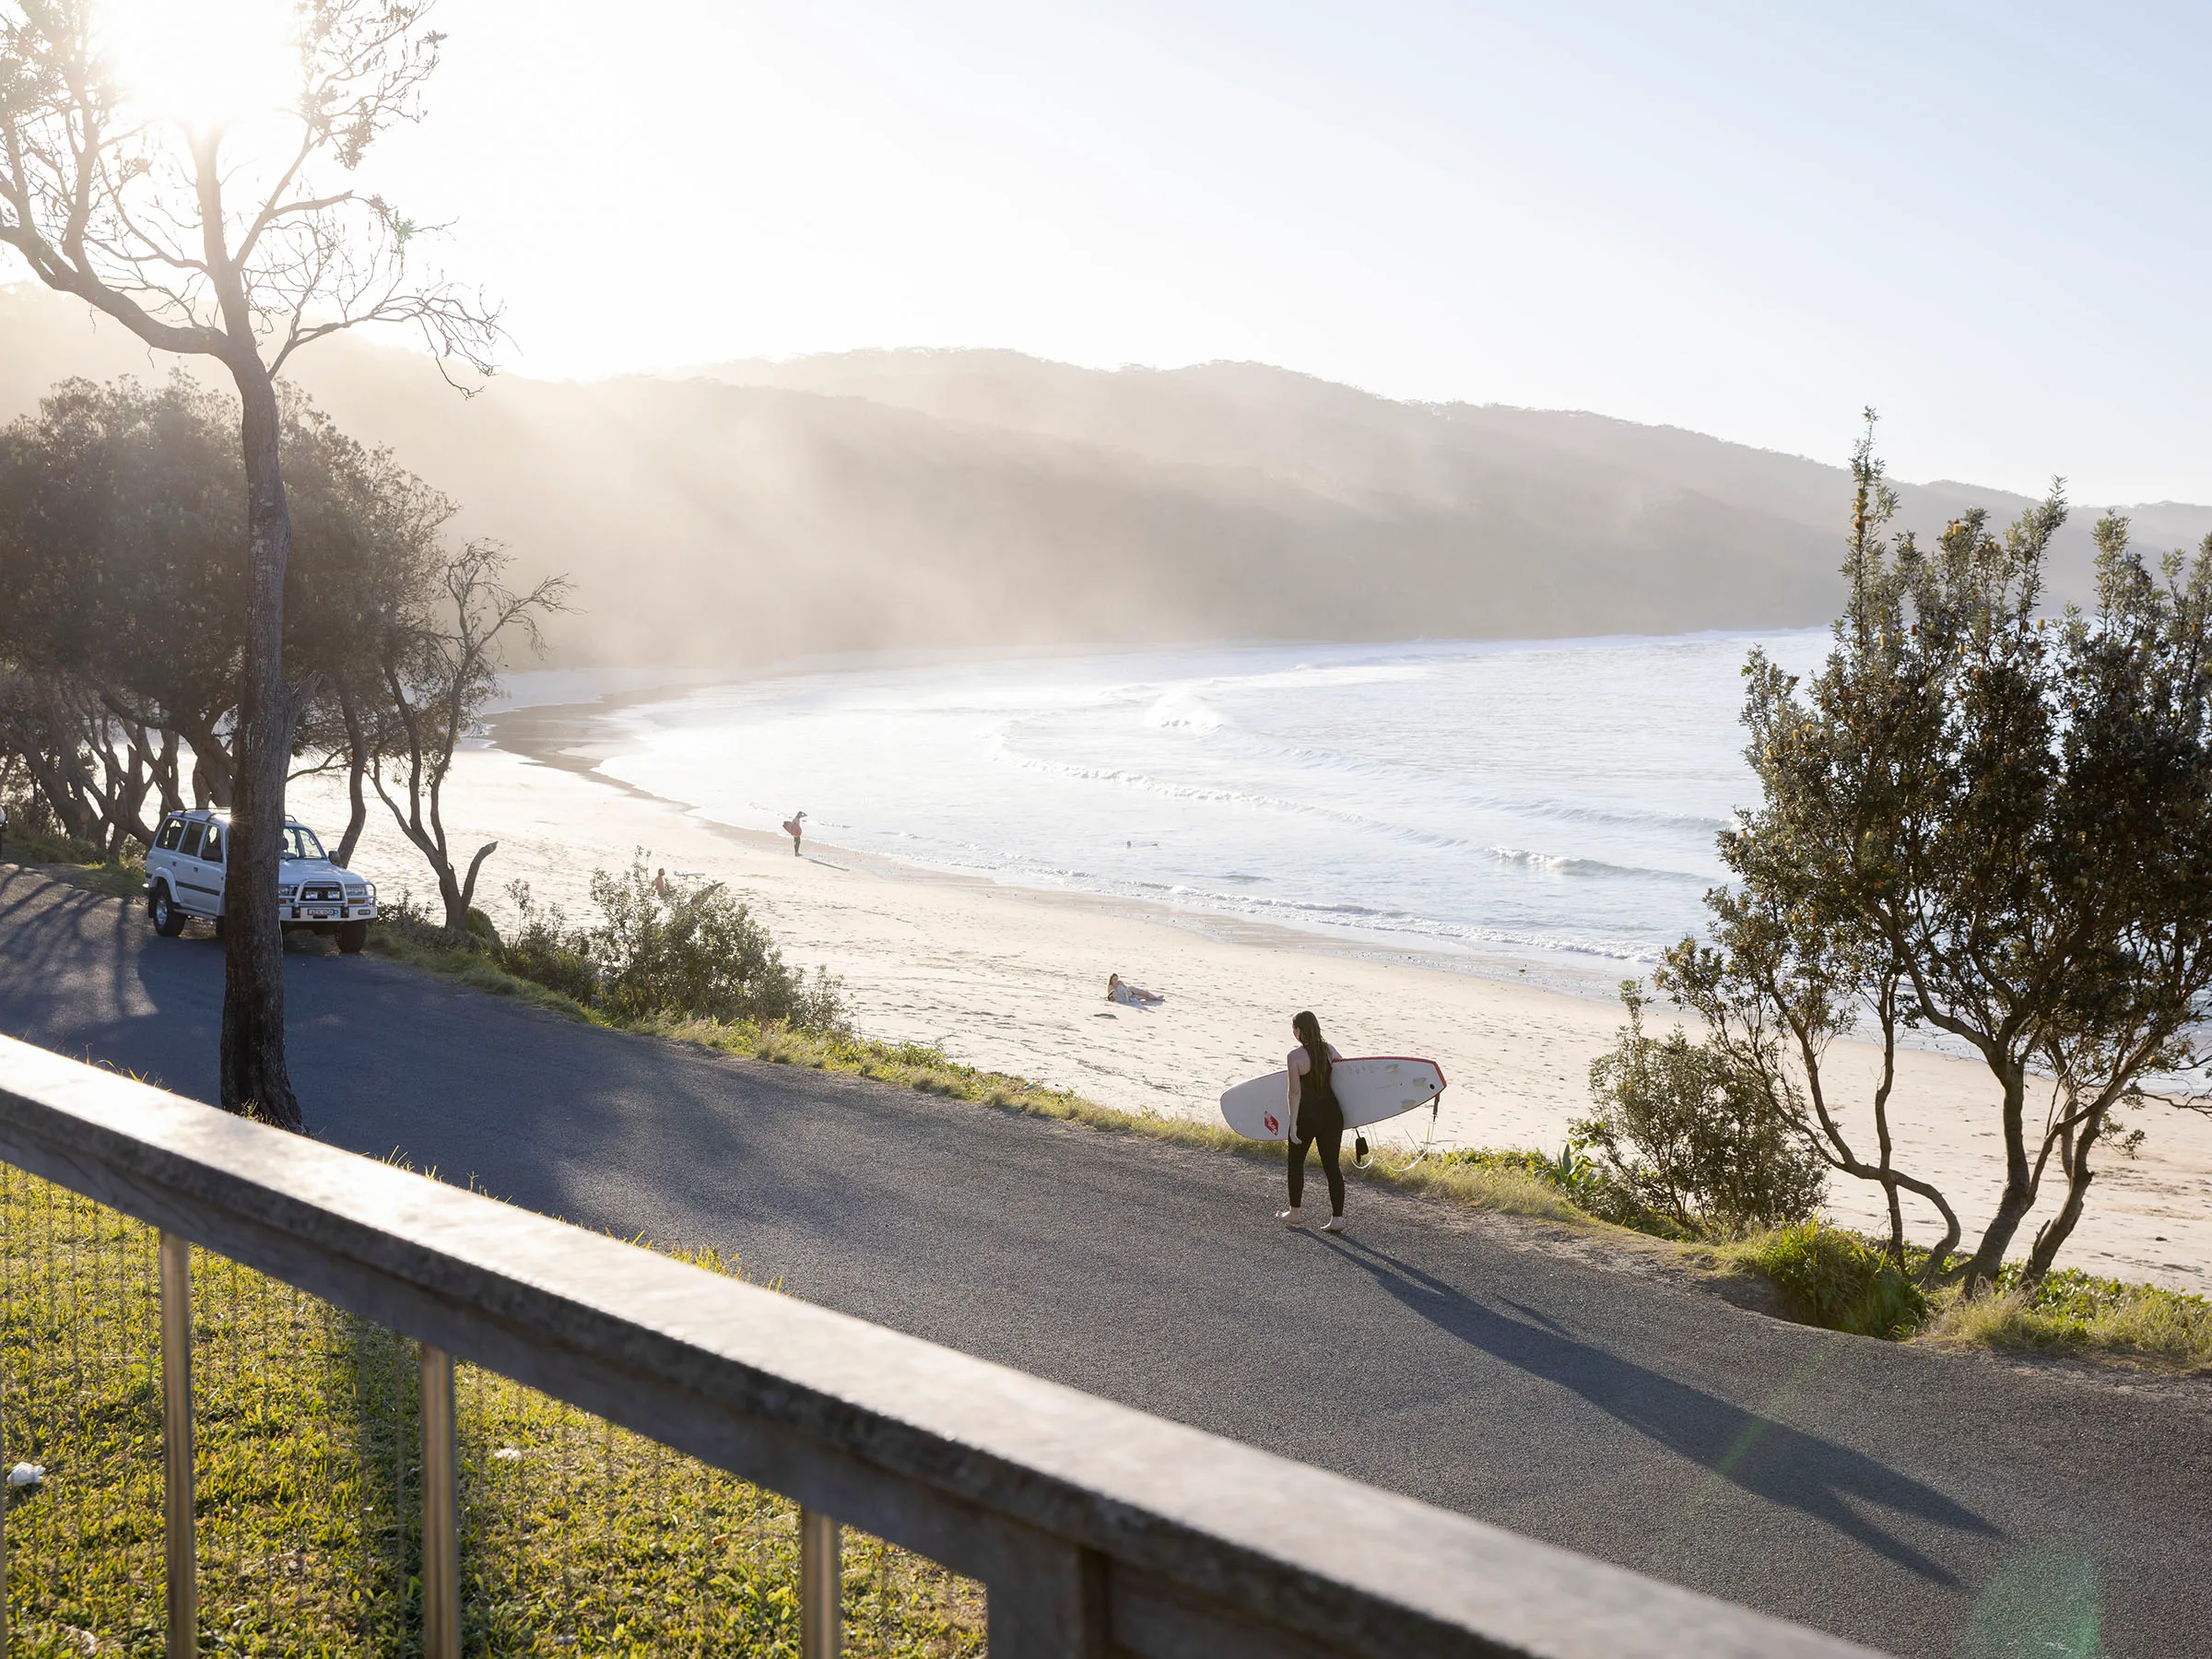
{"left": 1719, "top": 1223, "right": 1929, "bottom": 1339}
{"left": 371, "top": 859, "right": 852, "bottom": 1039}
{"left": 583, "top": 859, "right": 848, "bottom": 1032}
{"left": 1575, "top": 984, "right": 1827, "bottom": 1238}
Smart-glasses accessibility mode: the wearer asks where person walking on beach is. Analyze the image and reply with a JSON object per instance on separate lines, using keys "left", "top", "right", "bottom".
{"left": 1278, "top": 1009, "right": 1347, "bottom": 1233}
{"left": 782, "top": 812, "right": 806, "bottom": 856}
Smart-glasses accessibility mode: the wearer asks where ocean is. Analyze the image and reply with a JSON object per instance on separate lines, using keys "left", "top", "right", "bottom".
{"left": 512, "top": 632, "right": 1834, "bottom": 994}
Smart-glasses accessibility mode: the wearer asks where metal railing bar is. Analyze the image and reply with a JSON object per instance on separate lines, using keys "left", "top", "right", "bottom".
{"left": 420, "top": 1343, "right": 461, "bottom": 1659}
{"left": 0, "top": 1035, "right": 1885, "bottom": 1659}
{"left": 800, "top": 1507, "right": 841, "bottom": 1659}
{"left": 159, "top": 1230, "right": 195, "bottom": 1659}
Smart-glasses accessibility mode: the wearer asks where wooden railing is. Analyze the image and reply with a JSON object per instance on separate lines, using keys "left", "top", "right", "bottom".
{"left": 0, "top": 1035, "right": 1884, "bottom": 1657}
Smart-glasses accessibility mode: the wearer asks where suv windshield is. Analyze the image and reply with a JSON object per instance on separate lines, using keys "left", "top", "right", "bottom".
{"left": 281, "top": 826, "right": 327, "bottom": 862}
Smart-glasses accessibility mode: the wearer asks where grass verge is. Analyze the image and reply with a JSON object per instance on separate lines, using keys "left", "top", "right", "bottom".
{"left": 366, "top": 909, "right": 1596, "bottom": 1229}
{"left": 0, "top": 1163, "right": 983, "bottom": 1654}
{"left": 4, "top": 826, "right": 147, "bottom": 899}
{"left": 1919, "top": 1268, "right": 2212, "bottom": 1371}
{"left": 612, "top": 1013, "right": 1593, "bottom": 1226}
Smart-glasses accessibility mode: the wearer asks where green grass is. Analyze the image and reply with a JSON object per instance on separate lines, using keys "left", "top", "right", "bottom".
{"left": 1920, "top": 1267, "right": 2212, "bottom": 1371}
{"left": 0, "top": 1166, "right": 984, "bottom": 1655}
{"left": 3, "top": 825, "right": 146, "bottom": 898}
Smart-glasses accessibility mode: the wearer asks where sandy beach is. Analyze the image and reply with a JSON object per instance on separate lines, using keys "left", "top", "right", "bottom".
{"left": 288, "top": 724, "right": 2212, "bottom": 1298}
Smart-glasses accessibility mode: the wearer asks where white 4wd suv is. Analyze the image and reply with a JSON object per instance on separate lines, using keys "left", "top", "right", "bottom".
{"left": 145, "top": 809, "right": 379, "bottom": 952}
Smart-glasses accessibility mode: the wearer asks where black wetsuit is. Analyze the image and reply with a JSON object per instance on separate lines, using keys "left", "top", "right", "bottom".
{"left": 1288, "top": 1049, "right": 1346, "bottom": 1217}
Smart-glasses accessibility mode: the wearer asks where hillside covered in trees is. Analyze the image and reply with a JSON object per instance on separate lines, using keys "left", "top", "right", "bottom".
{"left": 5, "top": 286, "right": 2207, "bottom": 669}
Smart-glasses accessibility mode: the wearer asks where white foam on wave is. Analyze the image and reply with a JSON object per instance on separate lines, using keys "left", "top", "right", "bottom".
{"left": 1142, "top": 688, "right": 1226, "bottom": 732}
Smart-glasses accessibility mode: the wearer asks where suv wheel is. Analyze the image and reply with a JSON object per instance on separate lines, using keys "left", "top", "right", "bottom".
{"left": 150, "top": 889, "right": 186, "bottom": 938}
{"left": 337, "top": 920, "right": 370, "bottom": 955}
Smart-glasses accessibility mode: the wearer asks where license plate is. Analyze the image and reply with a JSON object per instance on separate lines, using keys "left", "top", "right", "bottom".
{"left": 307, "top": 907, "right": 335, "bottom": 920}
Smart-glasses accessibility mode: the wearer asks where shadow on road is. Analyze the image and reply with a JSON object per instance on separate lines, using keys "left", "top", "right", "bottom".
{"left": 1320, "top": 1232, "right": 2001, "bottom": 1584}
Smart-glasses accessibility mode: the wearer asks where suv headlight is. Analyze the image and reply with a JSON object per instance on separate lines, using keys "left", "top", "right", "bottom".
{"left": 278, "top": 885, "right": 297, "bottom": 902}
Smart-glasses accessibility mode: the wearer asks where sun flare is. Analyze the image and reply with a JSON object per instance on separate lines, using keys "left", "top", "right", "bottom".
{"left": 98, "top": 0, "right": 300, "bottom": 129}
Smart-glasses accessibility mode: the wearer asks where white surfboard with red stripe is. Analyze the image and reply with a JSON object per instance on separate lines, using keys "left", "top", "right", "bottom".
{"left": 1218, "top": 1056, "right": 1446, "bottom": 1142}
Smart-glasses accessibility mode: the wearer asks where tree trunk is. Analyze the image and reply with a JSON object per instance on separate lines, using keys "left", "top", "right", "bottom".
{"left": 183, "top": 716, "right": 235, "bottom": 809}
{"left": 335, "top": 688, "right": 370, "bottom": 868}
{"left": 1963, "top": 1062, "right": 2035, "bottom": 1291}
{"left": 19, "top": 734, "right": 95, "bottom": 840}
{"left": 219, "top": 367, "right": 304, "bottom": 1134}
{"left": 156, "top": 729, "right": 182, "bottom": 815}
{"left": 433, "top": 839, "right": 500, "bottom": 932}
{"left": 2023, "top": 1113, "right": 2104, "bottom": 1285}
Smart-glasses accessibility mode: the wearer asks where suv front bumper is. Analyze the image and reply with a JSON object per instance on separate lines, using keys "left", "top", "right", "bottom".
{"left": 285, "top": 901, "right": 377, "bottom": 923}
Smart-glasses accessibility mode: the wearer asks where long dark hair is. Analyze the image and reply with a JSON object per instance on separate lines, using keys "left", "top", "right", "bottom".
{"left": 1292, "top": 1010, "right": 1332, "bottom": 1089}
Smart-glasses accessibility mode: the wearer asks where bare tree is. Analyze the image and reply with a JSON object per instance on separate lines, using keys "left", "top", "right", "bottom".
{"left": 0, "top": 0, "right": 496, "bottom": 1128}
{"left": 373, "top": 543, "right": 567, "bottom": 931}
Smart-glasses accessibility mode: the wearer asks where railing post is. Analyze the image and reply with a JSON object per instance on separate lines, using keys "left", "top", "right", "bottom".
{"left": 800, "top": 1506, "right": 841, "bottom": 1658}
{"left": 418, "top": 1344, "right": 460, "bottom": 1659}
{"left": 159, "top": 1232, "right": 195, "bottom": 1659}
{"left": 986, "top": 1529, "right": 1110, "bottom": 1659}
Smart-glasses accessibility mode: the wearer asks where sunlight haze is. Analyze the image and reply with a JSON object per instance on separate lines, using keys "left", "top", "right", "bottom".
{"left": 347, "top": 0, "right": 2212, "bottom": 503}
{"left": 101, "top": 0, "right": 297, "bottom": 125}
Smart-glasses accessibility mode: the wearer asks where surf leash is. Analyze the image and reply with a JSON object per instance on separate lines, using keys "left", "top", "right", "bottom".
{"left": 1391, "top": 1088, "right": 1443, "bottom": 1170}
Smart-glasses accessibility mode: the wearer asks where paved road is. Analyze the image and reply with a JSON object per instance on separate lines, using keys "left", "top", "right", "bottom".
{"left": 3, "top": 867, "right": 2207, "bottom": 1658}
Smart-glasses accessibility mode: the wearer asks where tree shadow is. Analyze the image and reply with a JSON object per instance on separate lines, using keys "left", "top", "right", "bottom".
{"left": 1318, "top": 1233, "right": 2000, "bottom": 1584}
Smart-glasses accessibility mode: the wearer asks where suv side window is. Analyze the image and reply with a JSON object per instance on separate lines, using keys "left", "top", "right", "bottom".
{"left": 156, "top": 818, "right": 183, "bottom": 853}
{"left": 201, "top": 825, "right": 223, "bottom": 865}
{"left": 179, "top": 822, "right": 205, "bottom": 858}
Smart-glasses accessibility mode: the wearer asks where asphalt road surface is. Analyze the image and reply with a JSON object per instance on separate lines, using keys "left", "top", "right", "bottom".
{"left": 4, "top": 865, "right": 2207, "bottom": 1658}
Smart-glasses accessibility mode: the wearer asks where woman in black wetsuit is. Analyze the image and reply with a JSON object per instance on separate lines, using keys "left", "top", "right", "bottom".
{"left": 1277, "top": 1009, "right": 1347, "bottom": 1233}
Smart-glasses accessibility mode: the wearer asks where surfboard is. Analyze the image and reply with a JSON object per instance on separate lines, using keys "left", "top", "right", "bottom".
{"left": 1218, "top": 1056, "right": 1447, "bottom": 1141}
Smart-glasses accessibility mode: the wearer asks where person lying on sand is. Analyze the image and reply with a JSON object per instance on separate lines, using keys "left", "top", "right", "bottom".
{"left": 1107, "top": 972, "right": 1164, "bottom": 1006}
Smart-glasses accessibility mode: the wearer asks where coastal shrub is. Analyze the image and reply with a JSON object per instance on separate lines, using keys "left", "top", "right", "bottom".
{"left": 1739, "top": 1222, "right": 1928, "bottom": 1338}
{"left": 1574, "top": 985, "right": 1826, "bottom": 1238}
{"left": 1, "top": 788, "right": 53, "bottom": 833}
{"left": 587, "top": 857, "right": 850, "bottom": 1035}
{"left": 498, "top": 880, "right": 598, "bottom": 1005}
{"left": 2, "top": 814, "right": 105, "bottom": 866}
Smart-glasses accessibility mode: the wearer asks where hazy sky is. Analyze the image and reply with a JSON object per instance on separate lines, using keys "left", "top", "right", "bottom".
{"left": 332, "top": 3, "right": 2209, "bottom": 500}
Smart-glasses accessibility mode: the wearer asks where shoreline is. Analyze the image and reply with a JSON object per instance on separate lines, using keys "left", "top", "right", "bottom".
{"left": 272, "top": 677, "right": 2212, "bottom": 1299}
{"left": 483, "top": 685, "right": 1653, "bottom": 1006}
